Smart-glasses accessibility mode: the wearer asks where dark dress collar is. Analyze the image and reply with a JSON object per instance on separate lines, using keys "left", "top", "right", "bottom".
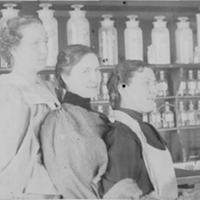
{"left": 62, "top": 91, "right": 92, "bottom": 111}
{"left": 118, "top": 107, "right": 167, "bottom": 148}
{"left": 119, "top": 108, "right": 143, "bottom": 122}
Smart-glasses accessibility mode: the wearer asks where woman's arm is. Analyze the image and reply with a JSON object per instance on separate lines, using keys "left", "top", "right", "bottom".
{"left": 0, "top": 85, "right": 29, "bottom": 172}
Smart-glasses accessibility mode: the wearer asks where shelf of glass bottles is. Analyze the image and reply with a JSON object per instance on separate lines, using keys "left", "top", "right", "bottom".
{"left": 0, "top": 67, "right": 55, "bottom": 74}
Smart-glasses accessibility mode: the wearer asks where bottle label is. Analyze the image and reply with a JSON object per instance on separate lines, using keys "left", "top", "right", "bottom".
{"left": 188, "top": 82, "right": 196, "bottom": 95}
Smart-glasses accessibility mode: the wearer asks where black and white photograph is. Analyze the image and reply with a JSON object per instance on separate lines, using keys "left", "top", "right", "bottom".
{"left": 0, "top": 0, "right": 200, "bottom": 199}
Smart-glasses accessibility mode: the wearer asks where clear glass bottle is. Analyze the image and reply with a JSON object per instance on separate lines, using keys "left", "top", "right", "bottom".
{"left": 186, "top": 101, "right": 196, "bottom": 126}
{"left": 149, "top": 103, "right": 162, "bottom": 129}
{"left": 142, "top": 112, "right": 149, "bottom": 123}
{"left": 151, "top": 16, "right": 170, "bottom": 64}
{"left": 195, "top": 100, "right": 200, "bottom": 126}
{"left": 157, "top": 70, "right": 169, "bottom": 97}
{"left": 178, "top": 80, "right": 187, "bottom": 96}
{"left": 124, "top": 15, "right": 143, "bottom": 60}
{"left": 99, "top": 14, "right": 118, "bottom": 66}
{"left": 97, "top": 105, "right": 104, "bottom": 113}
{"left": 196, "top": 70, "right": 200, "bottom": 95}
{"left": 67, "top": 5, "right": 90, "bottom": 46}
{"left": 0, "top": 4, "right": 19, "bottom": 68}
{"left": 175, "top": 17, "right": 194, "bottom": 64}
{"left": 37, "top": 3, "right": 58, "bottom": 67}
{"left": 187, "top": 70, "right": 196, "bottom": 96}
{"left": 162, "top": 102, "right": 175, "bottom": 128}
{"left": 177, "top": 101, "right": 187, "bottom": 127}
{"left": 101, "top": 72, "right": 109, "bottom": 101}
{"left": 108, "top": 105, "right": 115, "bottom": 122}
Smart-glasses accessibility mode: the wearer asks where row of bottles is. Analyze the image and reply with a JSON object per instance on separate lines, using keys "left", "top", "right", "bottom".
{"left": 178, "top": 100, "right": 200, "bottom": 127}
{"left": 143, "top": 100, "right": 200, "bottom": 130}
{"left": 1, "top": 3, "right": 199, "bottom": 68}
{"left": 143, "top": 102, "right": 175, "bottom": 129}
{"left": 178, "top": 70, "right": 200, "bottom": 96}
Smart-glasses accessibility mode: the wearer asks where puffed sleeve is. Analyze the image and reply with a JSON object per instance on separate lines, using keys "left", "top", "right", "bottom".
{"left": 101, "top": 126, "right": 154, "bottom": 196}
{"left": 0, "top": 85, "right": 29, "bottom": 172}
{"left": 41, "top": 107, "right": 103, "bottom": 199}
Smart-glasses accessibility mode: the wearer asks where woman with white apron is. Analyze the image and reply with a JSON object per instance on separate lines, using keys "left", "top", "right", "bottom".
{"left": 101, "top": 60, "right": 178, "bottom": 199}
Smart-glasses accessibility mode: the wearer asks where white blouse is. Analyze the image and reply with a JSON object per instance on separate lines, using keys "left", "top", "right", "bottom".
{"left": 0, "top": 73, "right": 60, "bottom": 198}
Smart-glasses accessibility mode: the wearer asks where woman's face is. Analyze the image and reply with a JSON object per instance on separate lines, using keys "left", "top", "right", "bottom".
{"left": 63, "top": 53, "right": 101, "bottom": 98}
{"left": 123, "top": 67, "right": 157, "bottom": 113}
{"left": 12, "top": 23, "right": 48, "bottom": 72}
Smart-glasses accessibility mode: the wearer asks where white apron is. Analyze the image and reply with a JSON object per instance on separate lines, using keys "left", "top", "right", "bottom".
{"left": 114, "top": 110, "right": 178, "bottom": 199}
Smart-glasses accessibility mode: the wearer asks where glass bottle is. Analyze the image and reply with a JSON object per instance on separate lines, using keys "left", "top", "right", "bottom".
{"left": 0, "top": 4, "right": 19, "bottom": 30}
{"left": 187, "top": 101, "right": 196, "bottom": 126}
{"left": 124, "top": 15, "right": 143, "bottom": 60}
{"left": 99, "top": 14, "right": 118, "bottom": 66}
{"left": 178, "top": 79, "right": 187, "bottom": 96}
{"left": 157, "top": 70, "right": 169, "bottom": 97}
{"left": 175, "top": 17, "right": 193, "bottom": 64}
{"left": 108, "top": 105, "right": 115, "bottom": 122}
{"left": 37, "top": 3, "right": 58, "bottom": 67}
{"left": 187, "top": 70, "right": 196, "bottom": 96}
{"left": 0, "top": 4, "right": 19, "bottom": 68}
{"left": 177, "top": 101, "right": 187, "bottom": 127}
{"left": 97, "top": 105, "right": 104, "bottom": 113}
{"left": 151, "top": 16, "right": 170, "bottom": 64}
{"left": 142, "top": 113, "right": 149, "bottom": 123}
{"left": 162, "top": 102, "right": 175, "bottom": 128}
{"left": 196, "top": 70, "right": 200, "bottom": 95}
{"left": 195, "top": 100, "right": 200, "bottom": 126}
{"left": 67, "top": 5, "right": 90, "bottom": 46}
{"left": 101, "top": 73, "right": 109, "bottom": 101}
{"left": 149, "top": 103, "right": 162, "bottom": 129}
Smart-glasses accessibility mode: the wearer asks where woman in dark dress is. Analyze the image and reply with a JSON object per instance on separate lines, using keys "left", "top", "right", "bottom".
{"left": 40, "top": 44, "right": 110, "bottom": 199}
{"left": 101, "top": 60, "right": 178, "bottom": 199}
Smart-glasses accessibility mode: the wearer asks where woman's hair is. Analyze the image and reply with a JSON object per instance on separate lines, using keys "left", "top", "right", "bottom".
{"left": 0, "top": 15, "right": 42, "bottom": 67}
{"left": 55, "top": 44, "right": 99, "bottom": 89}
{"left": 107, "top": 60, "right": 155, "bottom": 110}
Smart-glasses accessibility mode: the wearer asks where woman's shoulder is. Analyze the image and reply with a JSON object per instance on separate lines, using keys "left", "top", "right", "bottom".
{"left": 0, "top": 75, "right": 24, "bottom": 102}
{"left": 104, "top": 121, "right": 141, "bottom": 144}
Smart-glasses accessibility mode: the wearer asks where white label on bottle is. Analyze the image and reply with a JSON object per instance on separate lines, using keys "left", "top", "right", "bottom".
{"left": 178, "top": 81, "right": 186, "bottom": 96}
{"left": 166, "top": 113, "right": 173, "bottom": 122}
{"left": 188, "top": 82, "right": 196, "bottom": 95}
{"left": 188, "top": 113, "right": 195, "bottom": 125}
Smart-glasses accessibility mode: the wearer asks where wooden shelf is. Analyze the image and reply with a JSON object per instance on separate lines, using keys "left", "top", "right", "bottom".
{"left": 0, "top": 68, "right": 12, "bottom": 73}
{"left": 179, "top": 126, "right": 200, "bottom": 130}
{"left": 156, "top": 96, "right": 176, "bottom": 100}
{"left": 158, "top": 127, "right": 178, "bottom": 132}
{"left": 177, "top": 96, "right": 200, "bottom": 99}
{"left": 91, "top": 100, "right": 110, "bottom": 105}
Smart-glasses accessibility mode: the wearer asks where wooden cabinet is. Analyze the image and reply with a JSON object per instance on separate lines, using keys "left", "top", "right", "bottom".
{"left": 1, "top": 0, "right": 200, "bottom": 163}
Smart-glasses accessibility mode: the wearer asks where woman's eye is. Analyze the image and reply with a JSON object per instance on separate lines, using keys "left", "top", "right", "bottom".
{"left": 32, "top": 41, "right": 39, "bottom": 46}
{"left": 83, "top": 69, "right": 90, "bottom": 74}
